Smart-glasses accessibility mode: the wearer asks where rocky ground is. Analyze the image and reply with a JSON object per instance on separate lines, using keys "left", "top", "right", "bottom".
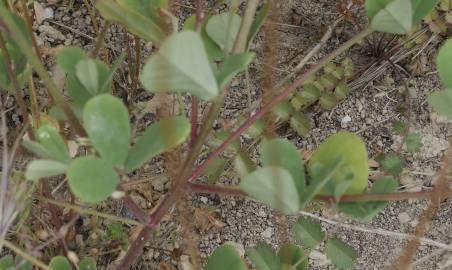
{"left": 3, "top": 0, "right": 451, "bottom": 269}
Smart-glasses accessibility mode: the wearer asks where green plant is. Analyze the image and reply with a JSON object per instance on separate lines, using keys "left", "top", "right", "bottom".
{"left": 0, "top": 0, "right": 450, "bottom": 269}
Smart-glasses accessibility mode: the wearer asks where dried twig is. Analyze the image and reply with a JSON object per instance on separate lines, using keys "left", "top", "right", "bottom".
{"left": 298, "top": 211, "right": 452, "bottom": 252}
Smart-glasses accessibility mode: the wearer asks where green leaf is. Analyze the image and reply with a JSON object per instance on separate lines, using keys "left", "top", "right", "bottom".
{"left": 338, "top": 176, "right": 398, "bottom": 221}
{"left": 96, "top": 0, "right": 167, "bottom": 44}
{"left": 233, "top": 151, "right": 256, "bottom": 178}
{"left": 307, "top": 131, "right": 368, "bottom": 195}
{"left": 366, "top": 0, "right": 413, "bottom": 34}
{"left": 247, "top": 244, "right": 281, "bottom": 270}
{"left": 83, "top": 94, "right": 131, "bottom": 167}
{"left": 239, "top": 166, "right": 300, "bottom": 214}
{"left": 294, "top": 217, "right": 325, "bottom": 249}
{"left": 79, "top": 258, "right": 97, "bottom": 270}
{"left": 246, "top": 1, "right": 269, "bottom": 50}
{"left": 183, "top": 15, "right": 224, "bottom": 61}
{"left": 0, "top": 256, "right": 14, "bottom": 270}
{"left": 76, "top": 59, "right": 99, "bottom": 95}
{"left": 428, "top": 89, "right": 452, "bottom": 119}
{"left": 216, "top": 53, "right": 254, "bottom": 89}
{"left": 405, "top": 133, "right": 422, "bottom": 152}
{"left": 437, "top": 39, "right": 452, "bottom": 88}
{"left": 206, "top": 12, "right": 241, "bottom": 53}
{"left": 278, "top": 244, "right": 308, "bottom": 270}
{"left": 125, "top": 116, "right": 190, "bottom": 172}
{"left": 35, "top": 125, "right": 70, "bottom": 163}
{"left": 57, "top": 47, "right": 88, "bottom": 75}
{"left": 67, "top": 156, "right": 120, "bottom": 203}
{"left": 16, "top": 258, "right": 32, "bottom": 270}
{"left": 49, "top": 256, "right": 71, "bottom": 270}
{"left": 22, "top": 139, "right": 53, "bottom": 160}
{"left": 206, "top": 245, "right": 248, "bottom": 270}
{"left": 203, "top": 157, "right": 227, "bottom": 184}
{"left": 25, "top": 160, "right": 68, "bottom": 182}
{"left": 140, "top": 31, "right": 219, "bottom": 101}
{"left": 377, "top": 153, "right": 404, "bottom": 176}
{"left": 411, "top": 0, "right": 440, "bottom": 24}
{"left": 325, "top": 238, "right": 358, "bottom": 269}
{"left": 0, "top": 14, "right": 30, "bottom": 91}
{"left": 261, "top": 138, "right": 306, "bottom": 193}
{"left": 300, "top": 158, "right": 341, "bottom": 207}
{"left": 391, "top": 121, "right": 408, "bottom": 135}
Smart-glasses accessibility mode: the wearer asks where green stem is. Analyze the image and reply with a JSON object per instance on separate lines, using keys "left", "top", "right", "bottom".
{"left": 0, "top": 32, "right": 29, "bottom": 126}
{"left": 0, "top": 9, "right": 87, "bottom": 136}
{"left": 39, "top": 197, "right": 142, "bottom": 226}
{"left": 186, "top": 28, "right": 374, "bottom": 183}
{"left": 0, "top": 238, "right": 50, "bottom": 270}
{"left": 231, "top": 0, "right": 259, "bottom": 53}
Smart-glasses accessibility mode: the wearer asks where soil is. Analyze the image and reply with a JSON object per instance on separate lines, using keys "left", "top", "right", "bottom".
{"left": 2, "top": 0, "right": 451, "bottom": 269}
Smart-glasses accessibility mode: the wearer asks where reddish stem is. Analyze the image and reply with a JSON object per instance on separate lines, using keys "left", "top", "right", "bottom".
{"left": 188, "top": 183, "right": 452, "bottom": 202}
{"left": 189, "top": 97, "right": 198, "bottom": 148}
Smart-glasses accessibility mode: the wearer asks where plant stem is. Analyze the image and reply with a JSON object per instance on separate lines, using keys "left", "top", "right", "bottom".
{"left": 19, "top": 0, "right": 43, "bottom": 62}
{"left": 118, "top": 26, "right": 372, "bottom": 270}
{"left": 132, "top": 36, "right": 141, "bottom": 90}
{"left": 91, "top": 21, "right": 111, "bottom": 58}
{"left": 82, "top": 0, "right": 99, "bottom": 34}
{"left": 187, "top": 182, "right": 452, "bottom": 202}
{"left": 0, "top": 9, "right": 87, "bottom": 136}
{"left": 0, "top": 238, "right": 50, "bottom": 270}
{"left": 189, "top": 97, "right": 199, "bottom": 148}
{"left": 186, "top": 28, "right": 373, "bottom": 184}
{"left": 39, "top": 197, "right": 142, "bottom": 226}
{"left": 0, "top": 32, "right": 30, "bottom": 129}
{"left": 231, "top": 0, "right": 259, "bottom": 53}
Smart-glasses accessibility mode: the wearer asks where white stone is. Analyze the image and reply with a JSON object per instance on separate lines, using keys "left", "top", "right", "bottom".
{"left": 261, "top": 227, "right": 273, "bottom": 239}
{"left": 341, "top": 115, "right": 352, "bottom": 126}
{"left": 398, "top": 212, "right": 411, "bottom": 224}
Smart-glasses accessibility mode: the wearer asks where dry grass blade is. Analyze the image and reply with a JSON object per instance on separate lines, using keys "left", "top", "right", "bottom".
{"left": 391, "top": 139, "right": 452, "bottom": 270}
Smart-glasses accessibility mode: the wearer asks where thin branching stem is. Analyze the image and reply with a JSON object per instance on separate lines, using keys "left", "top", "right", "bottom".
{"left": 0, "top": 32, "right": 30, "bottom": 129}
{"left": 187, "top": 183, "right": 452, "bottom": 202}
{"left": 186, "top": 28, "right": 373, "bottom": 184}
{"left": 0, "top": 239, "right": 50, "bottom": 270}
{"left": 91, "top": 21, "right": 111, "bottom": 58}
{"left": 0, "top": 9, "right": 86, "bottom": 136}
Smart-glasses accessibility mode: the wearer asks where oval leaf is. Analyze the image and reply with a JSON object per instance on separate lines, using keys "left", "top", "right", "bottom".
{"left": 206, "top": 245, "right": 247, "bottom": 270}
{"left": 95, "top": 0, "right": 166, "bottom": 44}
{"left": 83, "top": 94, "right": 131, "bottom": 167}
{"left": 411, "top": 0, "right": 440, "bottom": 24}
{"left": 125, "top": 116, "right": 190, "bottom": 172}
{"left": 79, "top": 257, "right": 97, "bottom": 270}
{"left": 76, "top": 59, "right": 99, "bottom": 95}
{"left": 428, "top": 89, "right": 452, "bottom": 119}
{"left": 216, "top": 53, "right": 254, "bottom": 89}
{"left": 338, "top": 176, "right": 398, "bottom": 221}
{"left": 261, "top": 138, "right": 306, "bottom": 193}
{"left": 239, "top": 166, "right": 300, "bottom": 214}
{"left": 325, "top": 238, "right": 358, "bottom": 269}
{"left": 206, "top": 12, "right": 241, "bottom": 53}
{"left": 247, "top": 244, "right": 281, "bottom": 270}
{"left": 308, "top": 131, "right": 368, "bottom": 195}
{"left": 294, "top": 217, "right": 325, "bottom": 249}
{"left": 67, "top": 156, "right": 120, "bottom": 203}
{"left": 278, "top": 244, "right": 308, "bottom": 270}
{"left": 0, "top": 256, "right": 14, "bottom": 270}
{"left": 436, "top": 39, "right": 452, "bottom": 88}
{"left": 366, "top": 0, "right": 413, "bottom": 34}
{"left": 35, "top": 124, "right": 70, "bottom": 163}
{"left": 49, "top": 256, "right": 71, "bottom": 270}
{"left": 25, "top": 160, "right": 67, "bottom": 182}
{"left": 140, "top": 31, "right": 219, "bottom": 101}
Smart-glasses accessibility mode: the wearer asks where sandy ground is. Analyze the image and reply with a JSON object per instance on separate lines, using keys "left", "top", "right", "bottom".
{"left": 3, "top": 0, "right": 451, "bottom": 269}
